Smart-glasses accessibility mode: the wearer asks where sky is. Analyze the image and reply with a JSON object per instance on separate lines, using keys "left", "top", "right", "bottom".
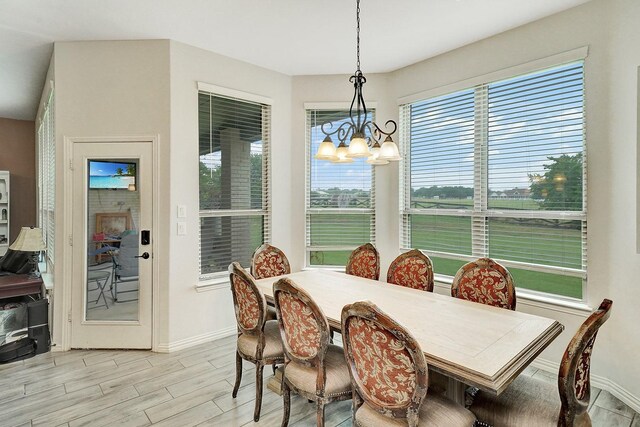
{"left": 89, "top": 161, "right": 134, "bottom": 176}
{"left": 409, "top": 62, "right": 584, "bottom": 193}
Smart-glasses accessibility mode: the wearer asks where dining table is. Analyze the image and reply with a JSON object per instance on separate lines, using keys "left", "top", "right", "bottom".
{"left": 254, "top": 269, "right": 564, "bottom": 404}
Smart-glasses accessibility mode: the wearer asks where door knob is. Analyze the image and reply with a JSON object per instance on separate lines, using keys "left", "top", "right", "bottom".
{"left": 135, "top": 252, "right": 150, "bottom": 259}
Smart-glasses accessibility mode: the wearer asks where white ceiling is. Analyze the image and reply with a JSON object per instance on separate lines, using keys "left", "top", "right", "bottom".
{"left": 0, "top": 0, "right": 591, "bottom": 121}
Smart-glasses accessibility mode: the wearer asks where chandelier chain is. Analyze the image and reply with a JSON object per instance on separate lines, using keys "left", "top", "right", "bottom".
{"left": 356, "top": 0, "right": 360, "bottom": 72}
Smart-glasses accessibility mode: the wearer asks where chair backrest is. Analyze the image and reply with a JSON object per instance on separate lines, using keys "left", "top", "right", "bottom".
{"left": 557, "top": 299, "right": 612, "bottom": 425}
{"left": 116, "top": 232, "right": 139, "bottom": 278}
{"left": 346, "top": 243, "right": 380, "bottom": 281}
{"left": 386, "top": 249, "right": 434, "bottom": 291}
{"left": 341, "top": 301, "right": 428, "bottom": 427}
{"left": 273, "top": 278, "right": 330, "bottom": 382}
{"left": 229, "top": 262, "right": 267, "bottom": 336}
{"left": 451, "top": 258, "right": 516, "bottom": 310}
{"left": 251, "top": 244, "right": 291, "bottom": 280}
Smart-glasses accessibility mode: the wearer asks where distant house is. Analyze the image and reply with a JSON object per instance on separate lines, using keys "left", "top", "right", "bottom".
{"left": 489, "top": 188, "right": 531, "bottom": 200}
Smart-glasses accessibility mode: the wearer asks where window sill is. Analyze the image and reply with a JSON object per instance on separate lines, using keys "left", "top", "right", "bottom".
{"left": 195, "top": 276, "right": 228, "bottom": 292}
{"left": 433, "top": 274, "right": 592, "bottom": 317}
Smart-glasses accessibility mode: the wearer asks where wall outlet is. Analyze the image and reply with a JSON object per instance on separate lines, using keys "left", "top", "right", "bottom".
{"left": 177, "top": 222, "right": 187, "bottom": 235}
{"left": 177, "top": 205, "right": 187, "bottom": 218}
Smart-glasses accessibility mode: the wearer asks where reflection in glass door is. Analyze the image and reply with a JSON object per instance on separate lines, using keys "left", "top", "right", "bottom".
{"left": 86, "top": 159, "right": 140, "bottom": 321}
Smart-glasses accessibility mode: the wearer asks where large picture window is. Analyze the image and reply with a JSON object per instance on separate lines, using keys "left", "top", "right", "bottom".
{"left": 306, "top": 108, "right": 375, "bottom": 267}
{"left": 198, "top": 90, "right": 271, "bottom": 280}
{"left": 401, "top": 62, "right": 586, "bottom": 299}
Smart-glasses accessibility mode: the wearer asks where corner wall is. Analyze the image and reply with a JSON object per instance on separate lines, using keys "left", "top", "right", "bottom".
{"left": 166, "top": 41, "right": 292, "bottom": 347}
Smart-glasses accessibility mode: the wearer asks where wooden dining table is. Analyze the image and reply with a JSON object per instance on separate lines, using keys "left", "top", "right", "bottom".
{"left": 254, "top": 269, "right": 564, "bottom": 404}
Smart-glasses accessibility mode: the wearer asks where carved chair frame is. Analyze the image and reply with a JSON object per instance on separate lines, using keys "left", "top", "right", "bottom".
{"left": 251, "top": 243, "right": 291, "bottom": 280}
{"left": 387, "top": 249, "right": 434, "bottom": 292}
{"left": 228, "top": 262, "right": 284, "bottom": 422}
{"left": 451, "top": 257, "right": 517, "bottom": 310}
{"left": 346, "top": 242, "right": 380, "bottom": 281}
{"left": 273, "top": 277, "right": 351, "bottom": 427}
{"left": 341, "top": 301, "right": 429, "bottom": 427}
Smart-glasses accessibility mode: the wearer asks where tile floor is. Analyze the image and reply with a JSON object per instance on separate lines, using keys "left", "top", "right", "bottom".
{"left": 0, "top": 334, "right": 636, "bottom": 426}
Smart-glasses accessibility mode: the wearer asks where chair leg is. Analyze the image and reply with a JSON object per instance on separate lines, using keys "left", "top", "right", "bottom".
{"left": 254, "top": 364, "right": 264, "bottom": 422}
{"left": 272, "top": 363, "right": 277, "bottom": 375}
{"left": 316, "top": 400, "right": 325, "bottom": 427}
{"left": 232, "top": 352, "right": 242, "bottom": 398}
{"left": 281, "top": 380, "right": 291, "bottom": 427}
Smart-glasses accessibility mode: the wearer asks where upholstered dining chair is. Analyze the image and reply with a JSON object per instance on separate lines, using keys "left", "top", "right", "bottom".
{"left": 341, "top": 300, "right": 477, "bottom": 427}
{"left": 469, "top": 298, "right": 613, "bottom": 427}
{"left": 228, "top": 262, "right": 284, "bottom": 422}
{"left": 345, "top": 243, "right": 380, "bottom": 281}
{"left": 273, "top": 278, "right": 352, "bottom": 427}
{"left": 251, "top": 243, "right": 291, "bottom": 280}
{"left": 450, "top": 257, "right": 516, "bottom": 310}
{"left": 387, "top": 249, "right": 434, "bottom": 291}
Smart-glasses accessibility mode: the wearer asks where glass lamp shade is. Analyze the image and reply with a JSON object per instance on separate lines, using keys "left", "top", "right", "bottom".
{"left": 346, "top": 132, "right": 370, "bottom": 158}
{"left": 332, "top": 142, "right": 354, "bottom": 163}
{"left": 314, "top": 136, "right": 338, "bottom": 161}
{"left": 366, "top": 142, "right": 389, "bottom": 165}
{"left": 9, "top": 227, "right": 46, "bottom": 251}
{"left": 377, "top": 136, "right": 401, "bottom": 161}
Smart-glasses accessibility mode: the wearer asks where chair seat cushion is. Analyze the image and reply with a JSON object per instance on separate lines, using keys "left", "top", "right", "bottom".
{"left": 284, "top": 344, "right": 351, "bottom": 398}
{"left": 469, "top": 375, "right": 560, "bottom": 427}
{"left": 237, "top": 320, "right": 283, "bottom": 360}
{"left": 355, "top": 393, "right": 476, "bottom": 427}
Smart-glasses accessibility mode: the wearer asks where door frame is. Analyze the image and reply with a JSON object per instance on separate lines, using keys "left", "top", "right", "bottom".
{"left": 60, "top": 135, "right": 160, "bottom": 351}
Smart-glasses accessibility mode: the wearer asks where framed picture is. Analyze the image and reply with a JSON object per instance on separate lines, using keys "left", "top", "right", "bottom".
{"left": 96, "top": 213, "right": 131, "bottom": 237}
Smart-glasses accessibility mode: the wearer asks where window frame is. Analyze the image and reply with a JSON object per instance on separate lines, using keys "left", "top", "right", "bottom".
{"left": 197, "top": 83, "right": 272, "bottom": 282}
{"left": 37, "top": 87, "right": 55, "bottom": 270}
{"left": 399, "top": 55, "right": 588, "bottom": 303}
{"left": 304, "top": 103, "right": 376, "bottom": 269}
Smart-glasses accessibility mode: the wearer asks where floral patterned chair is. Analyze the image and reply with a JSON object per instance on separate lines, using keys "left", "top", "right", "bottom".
{"left": 386, "top": 249, "right": 434, "bottom": 291}
{"left": 451, "top": 258, "right": 516, "bottom": 310}
{"left": 251, "top": 243, "right": 291, "bottom": 280}
{"left": 273, "top": 278, "right": 352, "bottom": 427}
{"left": 470, "top": 299, "right": 613, "bottom": 426}
{"left": 228, "top": 262, "right": 285, "bottom": 422}
{"left": 341, "top": 301, "right": 477, "bottom": 426}
{"left": 346, "top": 243, "right": 380, "bottom": 281}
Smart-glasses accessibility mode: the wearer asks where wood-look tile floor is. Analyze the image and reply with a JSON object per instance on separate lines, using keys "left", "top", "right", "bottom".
{"left": 0, "top": 335, "right": 636, "bottom": 427}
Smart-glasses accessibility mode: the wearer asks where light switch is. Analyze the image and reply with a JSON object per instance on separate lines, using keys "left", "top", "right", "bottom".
{"left": 177, "top": 205, "right": 187, "bottom": 218}
{"left": 177, "top": 222, "right": 187, "bottom": 235}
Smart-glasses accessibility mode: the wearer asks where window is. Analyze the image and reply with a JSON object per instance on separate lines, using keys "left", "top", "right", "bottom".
{"left": 401, "top": 62, "right": 586, "bottom": 299}
{"left": 37, "top": 89, "right": 55, "bottom": 267}
{"left": 198, "top": 90, "right": 271, "bottom": 280}
{"left": 306, "top": 108, "right": 375, "bottom": 267}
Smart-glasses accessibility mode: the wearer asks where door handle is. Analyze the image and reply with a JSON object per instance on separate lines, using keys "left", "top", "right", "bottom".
{"left": 135, "top": 252, "right": 150, "bottom": 260}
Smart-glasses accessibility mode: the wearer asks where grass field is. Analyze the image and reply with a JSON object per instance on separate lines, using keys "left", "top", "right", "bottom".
{"left": 308, "top": 208, "right": 583, "bottom": 299}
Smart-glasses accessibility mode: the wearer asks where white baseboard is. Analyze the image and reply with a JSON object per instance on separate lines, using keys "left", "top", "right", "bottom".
{"left": 155, "top": 326, "right": 236, "bottom": 353}
{"left": 532, "top": 358, "right": 640, "bottom": 414}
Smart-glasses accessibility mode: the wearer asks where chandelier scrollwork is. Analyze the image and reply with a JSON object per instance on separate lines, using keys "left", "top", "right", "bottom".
{"left": 314, "top": 0, "right": 400, "bottom": 165}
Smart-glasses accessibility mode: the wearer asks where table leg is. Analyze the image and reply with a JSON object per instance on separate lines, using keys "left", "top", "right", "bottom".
{"left": 445, "top": 377, "right": 467, "bottom": 406}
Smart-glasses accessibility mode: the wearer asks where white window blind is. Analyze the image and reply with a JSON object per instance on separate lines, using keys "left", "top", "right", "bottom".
{"left": 306, "top": 109, "right": 375, "bottom": 267}
{"left": 37, "top": 90, "right": 55, "bottom": 266}
{"left": 401, "top": 62, "right": 586, "bottom": 300}
{"left": 198, "top": 91, "right": 271, "bottom": 279}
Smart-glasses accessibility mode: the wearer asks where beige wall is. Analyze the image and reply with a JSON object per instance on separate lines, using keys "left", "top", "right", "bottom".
{"left": 0, "top": 117, "right": 36, "bottom": 240}
{"left": 52, "top": 40, "right": 171, "bottom": 347}
{"left": 167, "top": 41, "right": 292, "bottom": 346}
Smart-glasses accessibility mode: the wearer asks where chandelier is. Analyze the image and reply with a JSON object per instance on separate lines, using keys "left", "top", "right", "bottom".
{"left": 314, "top": 0, "right": 400, "bottom": 165}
